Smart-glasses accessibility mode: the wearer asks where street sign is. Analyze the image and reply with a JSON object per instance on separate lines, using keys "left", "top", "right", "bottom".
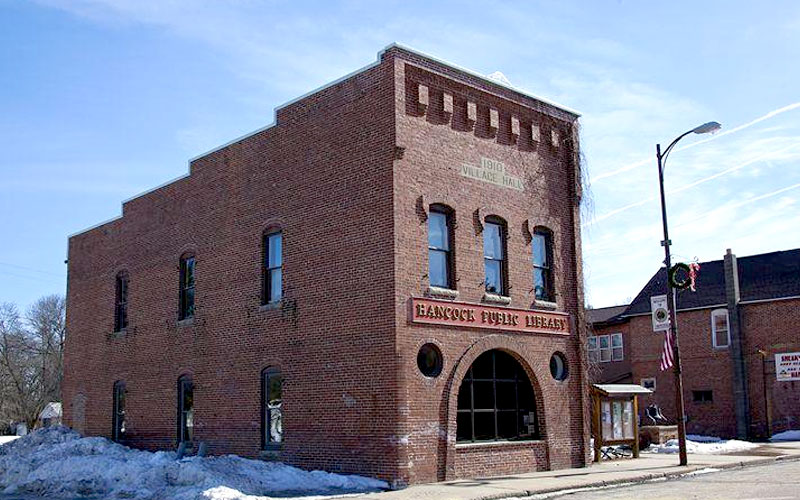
{"left": 651, "top": 295, "right": 670, "bottom": 332}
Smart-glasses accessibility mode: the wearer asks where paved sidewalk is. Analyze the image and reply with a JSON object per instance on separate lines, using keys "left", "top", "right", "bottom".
{"left": 360, "top": 441, "right": 800, "bottom": 500}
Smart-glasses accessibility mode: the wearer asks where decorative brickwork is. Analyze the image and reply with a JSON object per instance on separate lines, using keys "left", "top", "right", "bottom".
{"left": 63, "top": 45, "right": 587, "bottom": 486}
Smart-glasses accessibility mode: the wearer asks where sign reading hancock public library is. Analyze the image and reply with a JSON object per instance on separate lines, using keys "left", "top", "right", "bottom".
{"left": 776, "top": 352, "right": 800, "bottom": 382}
{"left": 410, "top": 297, "right": 569, "bottom": 335}
{"left": 459, "top": 157, "right": 524, "bottom": 191}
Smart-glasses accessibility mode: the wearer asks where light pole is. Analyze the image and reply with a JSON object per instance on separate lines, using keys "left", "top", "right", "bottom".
{"left": 656, "top": 121, "right": 721, "bottom": 466}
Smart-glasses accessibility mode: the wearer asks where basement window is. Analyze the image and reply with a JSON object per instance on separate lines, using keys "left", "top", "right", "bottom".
{"left": 692, "top": 390, "right": 713, "bottom": 403}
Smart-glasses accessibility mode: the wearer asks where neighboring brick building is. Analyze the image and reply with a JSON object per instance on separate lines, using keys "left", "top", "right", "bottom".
{"left": 590, "top": 248, "right": 800, "bottom": 439}
{"left": 63, "top": 44, "right": 589, "bottom": 485}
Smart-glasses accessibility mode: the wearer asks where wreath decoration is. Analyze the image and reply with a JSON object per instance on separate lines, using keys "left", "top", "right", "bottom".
{"left": 669, "top": 262, "right": 701, "bottom": 291}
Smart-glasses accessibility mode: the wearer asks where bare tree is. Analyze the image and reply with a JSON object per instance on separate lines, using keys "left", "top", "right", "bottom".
{"left": 0, "top": 295, "right": 66, "bottom": 430}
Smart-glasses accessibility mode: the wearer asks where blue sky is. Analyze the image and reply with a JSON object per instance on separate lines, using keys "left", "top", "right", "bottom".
{"left": 1, "top": 0, "right": 799, "bottom": 309}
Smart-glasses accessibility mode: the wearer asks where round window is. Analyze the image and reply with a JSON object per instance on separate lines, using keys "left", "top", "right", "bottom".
{"left": 550, "top": 352, "right": 568, "bottom": 381}
{"left": 417, "top": 343, "right": 443, "bottom": 377}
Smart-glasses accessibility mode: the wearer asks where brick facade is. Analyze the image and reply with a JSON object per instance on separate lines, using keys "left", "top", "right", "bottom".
{"left": 63, "top": 45, "right": 588, "bottom": 486}
{"left": 591, "top": 250, "right": 800, "bottom": 439}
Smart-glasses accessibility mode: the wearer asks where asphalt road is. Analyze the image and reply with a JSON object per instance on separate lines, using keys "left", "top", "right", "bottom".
{"left": 532, "top": 459, "right": 800, "bottom": 500}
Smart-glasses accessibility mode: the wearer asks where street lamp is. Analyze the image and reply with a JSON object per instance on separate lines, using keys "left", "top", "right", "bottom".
{"left": 656, "top": 120, "right": 721, "bottom": 466}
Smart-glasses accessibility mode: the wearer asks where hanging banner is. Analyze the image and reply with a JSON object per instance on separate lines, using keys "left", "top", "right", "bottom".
{"left": 776, "top": 352, "right": 800, "bottom": 382}
{"left": 651, "top": 295, "right": 670, "bottom": 332}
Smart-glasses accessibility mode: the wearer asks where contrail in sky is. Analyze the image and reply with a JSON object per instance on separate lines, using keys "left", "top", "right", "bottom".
{"left": 591, "top": 102, "right": 800, "bottom": 182}
{"left": 585, "top": 141, "right": 800, "bottom": 226}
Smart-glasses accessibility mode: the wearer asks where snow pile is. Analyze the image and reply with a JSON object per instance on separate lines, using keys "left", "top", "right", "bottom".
{"left": 0, "top": 436, "right": 19, "bottom": 445}
{"left": 771, "top": 430, "right": 800, "bottom": 442}
{"left": 0, "top": 427, "right": 387, "bottom": 500}
{"left": 646, "top": 437, "right": 759, "bottom": 454}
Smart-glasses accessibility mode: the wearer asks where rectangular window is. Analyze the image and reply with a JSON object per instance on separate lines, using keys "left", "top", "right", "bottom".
{"left": 261, "top": 369, "right": 283, "bottom": 448}
{"left": 611, "top": 333, "right": 624, "bottom": 361}
{"left": 428, "top": 209, "right": 453, "bottom": 289}
{"left": 483, "top": 220, "right": 506, "bottom": 296}
{"left": 179, "top": 256, "right": 195, "bottom": 320}
{"left": 532, "top": 230, "right": 553, "bottom": 302}
{"left": 641, "top": 377, "right": 656, "bottom": 391}
{"left": 587, "top": 336, "right": 599, "bottom": 362}
{"left": 693, "top": 390, "right": 713, "bottom": 403}
{"left": 711, "top": 309, "right": 730, "bottom": 348}
{"left": 263, "top": 232, "right": 283, "bottom": 304}
{"left": 112, "top": 381, "right": 126, "bottom": 442}
{"left": 178, "top": 377, "right": 194, "bottom": 443}
{"left": 588, "top": 334, "right": 622, "bottom": 363}
{"left": 114, "top": 273, "right": 129, "bottom": 332}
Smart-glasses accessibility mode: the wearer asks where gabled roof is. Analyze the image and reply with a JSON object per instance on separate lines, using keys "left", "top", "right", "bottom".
{"left": 586, "top": 305, "right": 628, "bottom": 325}
{"left": 624, "top": 249, "right": 800, "bottom": 316}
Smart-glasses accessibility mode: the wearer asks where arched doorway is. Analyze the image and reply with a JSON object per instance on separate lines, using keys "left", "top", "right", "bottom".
{"left": 456, "top": 349, "right": 539, "bottom": 442}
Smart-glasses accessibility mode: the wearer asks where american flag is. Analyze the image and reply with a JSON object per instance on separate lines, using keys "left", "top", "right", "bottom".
{"left": 661, "top": 328, "right": 674, "bottom": 370}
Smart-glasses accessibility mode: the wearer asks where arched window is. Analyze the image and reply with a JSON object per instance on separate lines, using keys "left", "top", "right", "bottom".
{"left": 711, "top": 309, "right": 730, "bottom": 348}
{"left": 179, "top": 255, "right": 196, "bottom": 320}
{"left": 261, "top": 367, "right": 283, "bottom": 448}
{"left": 177, "top": 375, "right": 194, "bottom": 443}
{"left": 114, "top": 271, "right": 129, "bottom": 332}
{"left": 457, "top": 350, "right": 538, "bottom": 442}
{"left": 483, "top": 216, "right": 508, "bottom": 296}
{"left": 112, "top": 381, "right": 126, "bottom": 441}
{"left": 428, "top": 205, "right": 455, "bottom": 289}
{"left": 532, "top": 228, "right": 554, "bottom": 302}
{"left": 262, "top": 231, "right": 283, "bottom": 304}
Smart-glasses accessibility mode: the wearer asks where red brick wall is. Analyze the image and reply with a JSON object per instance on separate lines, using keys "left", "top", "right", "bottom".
{"left": 389, "top": 51, "right": 587, "bottom": 484}
{"left": 608, "top": 298, "right": 800, "bottom": 438}
{"left": 63, "top": 46, "right": 588, "bottom": 486}
{"left": 589, "top": 322, "right": 632, "bottom": 384}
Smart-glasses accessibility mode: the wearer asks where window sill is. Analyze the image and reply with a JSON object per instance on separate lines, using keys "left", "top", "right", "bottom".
{"left": 177, "top": 318, "right": 194, "bottom": 327}
{"left": 427, "top": 286, "right": 459, "bottom": 300}
{"left": 259, "top": 447, "right": 282, "bottom": 461}
{"left": 259, "top": 301, "right": 281, "bottom": 312}
{"left": 533, "top": 300, "right": 558, "bottom": 310}
{"left": 455, "top": 438, "right": 543, "bottom": 449}
{"left": 108, "top": 328, "right": 128, "bottom": 339}
{"left": 482, "top": 293, "right": 511, "bottom": 305}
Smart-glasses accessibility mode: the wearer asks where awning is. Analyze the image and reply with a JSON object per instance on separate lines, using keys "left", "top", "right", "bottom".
{"left": 592, "top": 384, "right": 652, "bottom": 396}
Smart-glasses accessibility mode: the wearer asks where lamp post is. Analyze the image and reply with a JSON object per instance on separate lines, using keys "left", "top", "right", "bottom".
{"left": 656, "top": 121, "right": 721, "bottom": 466}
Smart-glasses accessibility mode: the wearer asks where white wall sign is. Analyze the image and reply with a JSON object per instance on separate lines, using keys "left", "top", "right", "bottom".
{"left": 776, "top": 352, "right": 800, "bottom": 382}
{"left": 650, "top": 295, "right": 670, "bottom": 332}
{"left": 459, "top": 157, "right": 524, "bottom": 191}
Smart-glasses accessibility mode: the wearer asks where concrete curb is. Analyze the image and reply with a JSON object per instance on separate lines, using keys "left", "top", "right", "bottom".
{"left": 498, "top": 454, "right": 800, "bottom": 500}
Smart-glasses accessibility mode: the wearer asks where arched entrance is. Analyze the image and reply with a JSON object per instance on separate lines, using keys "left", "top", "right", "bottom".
{"left": 456, "top": 349, "right": 539, "bottom": 442}
{"left": 442, "top": 340, "right": 550, "bottom": 480}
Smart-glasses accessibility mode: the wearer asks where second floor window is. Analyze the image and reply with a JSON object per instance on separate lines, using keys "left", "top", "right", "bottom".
{"left": 588, "top": 333, "right": 623, "bottom": 363}
{"left": 483, "top": 218, "right": 507, "bottom": 296}
{"left": 114, "top": 272, "right": 129, "bottom": 332}
{"left": 711, "top": 309, "right": 730, "bottom": 348}
{"left": 428, "top": 207, "right": 454, "bottom": 289}
{"left": 532, "top": 229, "right": 553, "bottom": 302}
{"left": 263, "top": 231, "right": 283, "bottom": 304}
{"left": 179, "top": 255, "right": 195, "bottom": 320}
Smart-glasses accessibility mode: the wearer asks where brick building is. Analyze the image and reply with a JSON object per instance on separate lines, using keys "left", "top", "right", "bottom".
{"left": 590, "top": 248, "right": 800, "bottom": 439}
{"left": 63, "top": 44, "right": 589, "bottom": 485}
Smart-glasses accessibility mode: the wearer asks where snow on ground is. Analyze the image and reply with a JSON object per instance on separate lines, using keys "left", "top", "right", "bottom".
{"left": 645, "top": 437, "right": 759, "bottom": 454}
{"left": 771, "top": 430, "right": 800, "bottom": 442}
{"left": 0, "top": 436, "right": 20, "bottom": 445}
{"left": 0, "top": 427, "right": 387, "bottom": 500}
